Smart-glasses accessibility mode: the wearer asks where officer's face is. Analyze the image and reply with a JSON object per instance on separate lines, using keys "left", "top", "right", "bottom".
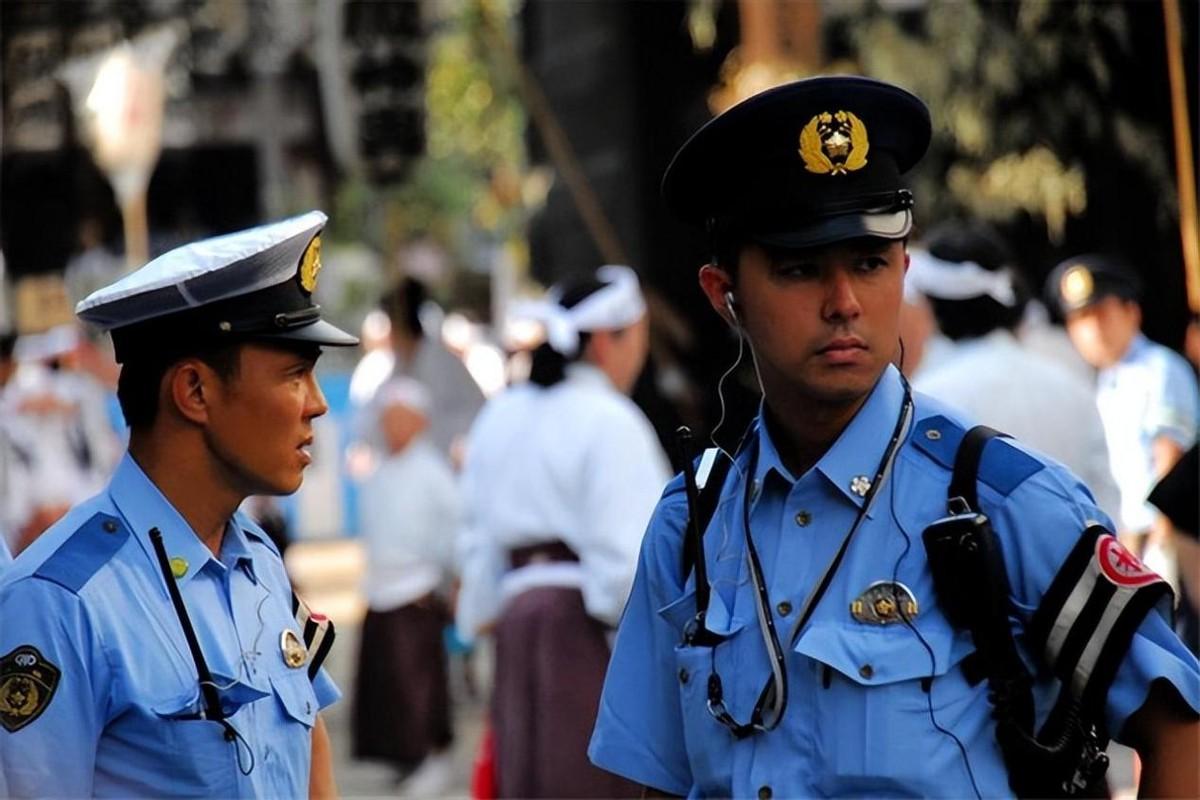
{"left": 730, "top": 237, "right": 907, "bottom": 409}
{"left": 1065, "top": 296, "right": 1141, "bottom": 369}
{"left": 203, "top": 342, "right": 329, "bottom": 495}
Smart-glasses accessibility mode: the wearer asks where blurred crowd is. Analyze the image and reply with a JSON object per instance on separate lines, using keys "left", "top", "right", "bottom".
{"left": 1, "top": 216, "right": 1197, "bottom": 797}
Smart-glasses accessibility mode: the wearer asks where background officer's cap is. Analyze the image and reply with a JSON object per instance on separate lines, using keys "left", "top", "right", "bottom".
{"left": 662, "top": 75, "right": 931, "bottom": 250}
{"left": 1045, "top": 254, "right": 1142, "bottom": 316}
{"left": 77, "top": 211, "right": 358, "bottom": 363}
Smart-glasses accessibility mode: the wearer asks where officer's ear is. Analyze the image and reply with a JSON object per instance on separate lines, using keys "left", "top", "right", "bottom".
{"left": 699, "top": 264, "right": 737, "bottom": 328}
{"left": 165, "top": 359, "right": 218, "bottom": 426}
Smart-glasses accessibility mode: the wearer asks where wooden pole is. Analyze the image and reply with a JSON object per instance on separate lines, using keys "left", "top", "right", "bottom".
{"left": 1162, "top": 0, "right": 1200, "bottom": 312}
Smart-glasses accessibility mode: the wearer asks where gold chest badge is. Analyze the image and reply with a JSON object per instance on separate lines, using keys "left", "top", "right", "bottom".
{"left": 299, "top": 235, "right": 322, "bottom": 294}
{"left": 280, "top": 629, "right": 309, "bottom": 669}
{"left": 799, "top": 110, "right": 870, "bottom": 176}
{"left": 851, "top": 581, "right": 919, "bottom": 625}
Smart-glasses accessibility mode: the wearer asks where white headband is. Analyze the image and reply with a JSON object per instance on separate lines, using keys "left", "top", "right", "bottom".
{"left": 515, "top": 265, "right": 646, "bottom": 356}
{"left": 906, "top": 249, "right": 1018, "bottom": 307}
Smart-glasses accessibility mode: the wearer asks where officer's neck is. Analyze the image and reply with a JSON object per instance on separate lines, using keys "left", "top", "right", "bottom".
{"left": 128, "top": 432, "right": 242, "bottom": 557}
{"left": 761, "top": 392, "right": 867, "bottom": 478}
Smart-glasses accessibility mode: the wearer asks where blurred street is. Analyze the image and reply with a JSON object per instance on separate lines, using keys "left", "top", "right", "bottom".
{"left": 287, "top": 539, "right": 489, "bottom": 799}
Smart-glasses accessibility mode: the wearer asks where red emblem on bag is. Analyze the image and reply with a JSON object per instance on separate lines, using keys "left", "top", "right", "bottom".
{"left": 1096, "top": 535, "right": 1160, "bottom": 587}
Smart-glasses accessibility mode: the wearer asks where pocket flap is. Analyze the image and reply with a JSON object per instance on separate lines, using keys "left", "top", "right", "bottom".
{"left": 152, "top": 674, "right": 268, "bottom": 718}
{"left": 793, "top": 620, "right": 971, "bottom": 686}
{"left": 657, "top": 587, "right": 746, "bottom": 638}
{"left": 271, "top": 671, "right": 318, "bottom": 728}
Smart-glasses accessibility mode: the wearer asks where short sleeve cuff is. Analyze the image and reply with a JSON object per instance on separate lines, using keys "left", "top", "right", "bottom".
{"left": 312, "top": 667, "right": 341, "bottom": 710}
{"left": 1107, "top": 620, "right": 1200, "bottom": 739}
{"left": 588, "top": 729, "right": 691, "bottom": 797}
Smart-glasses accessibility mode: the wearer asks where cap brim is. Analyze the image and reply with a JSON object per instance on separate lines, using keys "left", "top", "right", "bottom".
{"left": 254, "top": 319, "right": 359, "bottom": 347}
{"left": 750, "top": 209, "right": 912, "bottom": 250}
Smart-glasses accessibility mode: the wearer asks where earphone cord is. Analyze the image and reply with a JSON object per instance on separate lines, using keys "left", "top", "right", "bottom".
{"left": 888, "top": 477, "right": 983, "bottom": 800}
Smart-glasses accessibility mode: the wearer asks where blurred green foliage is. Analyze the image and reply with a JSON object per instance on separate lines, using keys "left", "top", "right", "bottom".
{"left": 842, "top": 0, "right": 1175, "bottom": 242}
{"left": 331, "top": 0, "right": 528, "bottom": 274}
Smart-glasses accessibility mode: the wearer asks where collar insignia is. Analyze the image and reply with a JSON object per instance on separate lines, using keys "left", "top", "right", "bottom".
{"left": 299, "top": 235, "right": 322, "bottom": 295}
{"left": 799, "top": 110, "right": 870, "bottom": 176}
{"left": 851, "top": 581, "right": 919, "bottom": 625}
{"left": 850, "top": 475, "right": 872, "bottom": 497}
{"left": 1061, "top": 265, "right": 1094, "bottom": 307}
{"left": 0, "top": 645, "right": 61, "bottom": 732}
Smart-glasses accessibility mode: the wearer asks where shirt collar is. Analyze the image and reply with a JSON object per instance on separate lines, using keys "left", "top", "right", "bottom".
{"left": 565, "top": 362, "right": 614, "bottom": 390}
{"left": 108, "top": 453, "right": 254, "bottom": 584}
{"left": 753, "top": 365, "right": 908, "bottom": 515}
{"left": 1120, "top": 332, "right": 1149, "bottom": 364}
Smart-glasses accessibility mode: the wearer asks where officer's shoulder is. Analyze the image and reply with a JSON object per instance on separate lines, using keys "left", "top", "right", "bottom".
{"left": 235, "top": 511, "right": 283, "bottom": 561}
{"left": 908, "top": 395, "right": 1045, "bottom": 499}
{"left": 17, "top": 501, "right": 131, "bottom": 596}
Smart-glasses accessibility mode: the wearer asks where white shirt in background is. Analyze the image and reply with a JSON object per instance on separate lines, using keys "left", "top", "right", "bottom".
{"left": 359, "top": 436, "right": 461, "bottom": 612}
{"left": 916, "top": 329, "right": 1121, "bottom": 517}
{"left": 456, "top": 363, "right": 672, "bottom": 639}
{"left": 1096, "top": 333, "right": 1200, "bottom": 534}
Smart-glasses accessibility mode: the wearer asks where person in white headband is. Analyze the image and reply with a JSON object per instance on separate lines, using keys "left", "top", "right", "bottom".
{"left": 516, "top": 263, "right": 650, "bottom": 393}
{"left": 913, "top": 220, "right": 1120, "bottom": 520}
{"left": 456, "top": 264, "right": 669, "bottom": 798}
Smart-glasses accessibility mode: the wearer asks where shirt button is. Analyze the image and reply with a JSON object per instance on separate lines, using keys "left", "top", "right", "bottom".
{"left": 859, "top": 664, "right": 874, "bottom": 680}
{"left": 794, "top": 510, "right": 812, "bottom": 527}
{"left": 776, "top": 601, "right": 792, "bottom": 616}
{"left": 678, "top": 668, "right": 689, "bottom": 685}
{"left": 102, "top": 520, "right": 118, "bottom": 533}
{"left": 758, "top": 786, "right": 773, "bottom": 800}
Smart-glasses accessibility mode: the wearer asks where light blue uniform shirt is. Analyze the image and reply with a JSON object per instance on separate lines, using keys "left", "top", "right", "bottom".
{"left": 1096, "top": 333, "right": 1200, "bottom": 533}
{"left": 0, "top": 454, "right": 340, "bottom": 798}
{"left": 590, "top": 366, "right": 1200, "bottom": 798}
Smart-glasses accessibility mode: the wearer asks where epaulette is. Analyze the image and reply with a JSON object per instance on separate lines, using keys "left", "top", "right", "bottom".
{"left": 33, "top": 512, "right": 129, "bottom": 594}
{"left": 912, "top": 414, "right": 1044, "bottom": 498}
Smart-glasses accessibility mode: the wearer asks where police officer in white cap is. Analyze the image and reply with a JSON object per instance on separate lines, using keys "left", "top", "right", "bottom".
{"left": 0, "top": 211, "right": 356, "bottom": 797}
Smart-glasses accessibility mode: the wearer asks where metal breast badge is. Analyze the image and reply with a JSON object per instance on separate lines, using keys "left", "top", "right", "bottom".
{"left": 851, "top": 580, "right": 919, "bottom": 625}
{"left": 280, "top": 629, "right": 308, "bottom": 669}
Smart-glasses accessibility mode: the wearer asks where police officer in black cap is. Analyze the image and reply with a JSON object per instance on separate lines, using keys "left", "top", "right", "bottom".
{"left": 589, "top": 76, "right": 1200, "bottom": 798}
{"left": 1047, "top": 254, "right": 1200, "bottom": 557}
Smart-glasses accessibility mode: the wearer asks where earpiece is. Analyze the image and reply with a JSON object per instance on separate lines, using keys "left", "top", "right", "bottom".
{"left": 723, "top": 291, "right": 740, "bottom": 327}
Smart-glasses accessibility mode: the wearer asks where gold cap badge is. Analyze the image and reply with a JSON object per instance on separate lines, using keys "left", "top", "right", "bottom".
{"left": 299, "top": 235, "right": 322, "bottom": 294}
{"left": 1060, "top": 265, "right": 1094, "bottom": 308}
{"left": 851, "top": 581, "right": 918, "bottom": 625}
{"left": 281, "top": 629, "right": 308, "bottom": 669}
{"left": 799, "top": 110, "right": 870, "bottom": 175}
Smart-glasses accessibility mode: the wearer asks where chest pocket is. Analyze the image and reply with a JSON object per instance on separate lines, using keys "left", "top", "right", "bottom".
{"left": 658, "top": 587, "right": 748, "bottom": 797}
{"left": 793, "top": 619, "right": 980, "bottom": 794}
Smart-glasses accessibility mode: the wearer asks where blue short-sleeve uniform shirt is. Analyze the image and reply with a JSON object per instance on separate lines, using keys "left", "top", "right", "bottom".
{"left": 1097, "top": 333, "right": 1200, "bottom": 533}
{"left": 0, "top": 454, "right": 340, "bottom": 798}
{"left": 589, "top": 366, "right": 1200, "bottom": 798}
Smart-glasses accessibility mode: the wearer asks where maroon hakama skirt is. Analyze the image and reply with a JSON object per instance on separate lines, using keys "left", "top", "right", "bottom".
{"left": 491, "top": 585, "right": 638, "bottom": 798}
{"left": 352, "top": 599, "right": 453, "bottom": 769}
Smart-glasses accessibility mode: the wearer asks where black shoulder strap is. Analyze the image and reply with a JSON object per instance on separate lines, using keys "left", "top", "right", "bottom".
{"left": 681, "top": 452, "right": 734, "bottom": 580}
{"left": 949, "top": 424, "right": 1004, "bottom": 512}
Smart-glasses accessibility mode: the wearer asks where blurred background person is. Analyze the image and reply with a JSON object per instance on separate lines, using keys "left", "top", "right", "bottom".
{"left": 353, "top": 376, "right": 461, "bottom": 796}
{"left": 1049, "top": 254, "right": 1200, "bottom": 649}
{"left": 909, "top": 222, "right": 1120, "bottom": 516}
{"left": 456, "top": 264, "right": 670, "bottom": 799}
{"left": 1, "top": 323, "right": 122, "bottom": 554}
{"left": 381, "top": 277, "right": 485, "bottom": 466}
